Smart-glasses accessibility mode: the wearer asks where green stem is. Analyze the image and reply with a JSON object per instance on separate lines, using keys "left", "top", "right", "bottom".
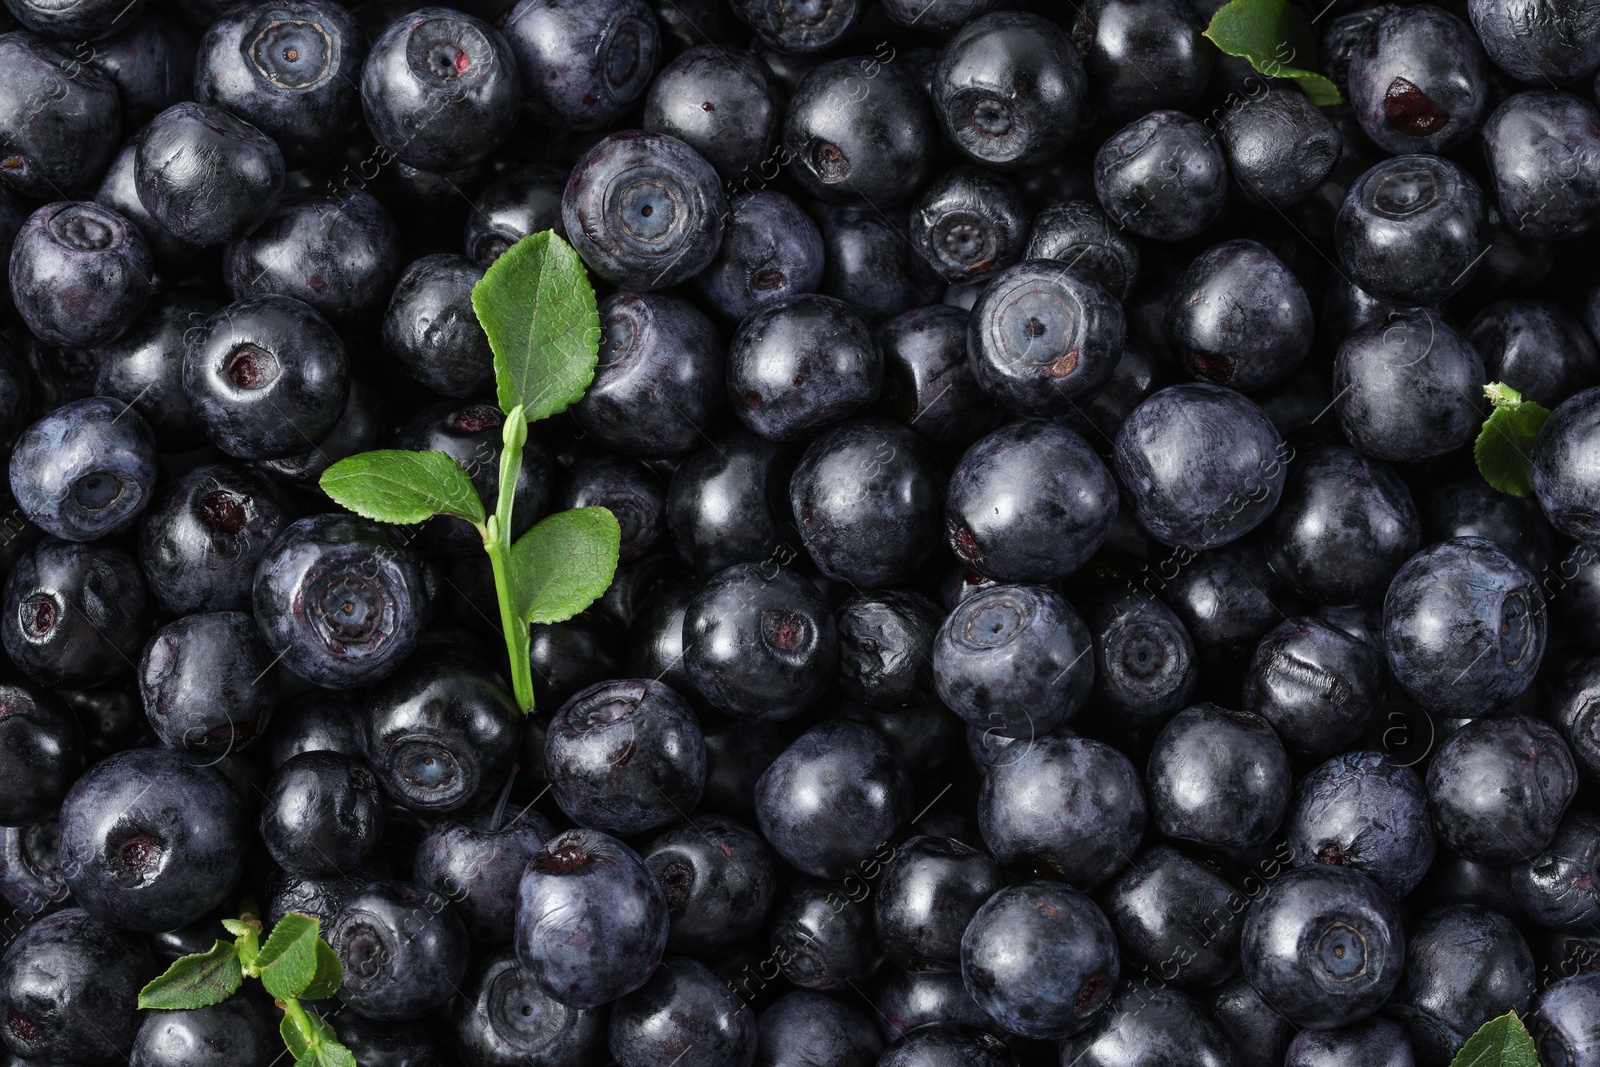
{"left": 279, "top": 996, "right": 318, "bottom": 1049}
{"left": 486, "top": 406, "right": 536, "bottom": 714}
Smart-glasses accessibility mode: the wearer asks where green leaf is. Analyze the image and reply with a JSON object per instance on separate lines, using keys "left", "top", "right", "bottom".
{"left": 1450, "top": 1012, "right": 1539, "bottom": 1067}
{"left": 1475, "top": 383, "right": 1552, "bottom": 498}
{"left": 137, "top": 941, "right": 243, "bottom": 1011}
{"left": 299, "top": 939, "right": 343, "bottom": 1001}
{"left": 472, "top": 230, "right": 601, "bottom": 423}
{"left": 221, "top": 918, "right": 254, "bottom": 938}
{"left": 309, "top": 1043, "right": 358, "bottom": 1067}
{"left": 1204, "top": 0, "right": 1342, "bottom": 106}
{"left": 255, "top": 913, "right": 321, "bottom": 1000}
{"left": 279, "top": 1010, "right": 339, "bottom": 1062}
{"left": 320, "top": 449, "right": 486, "bottom": 527}
{"left": 509, "top": 507, "right": 621, "bottom": 625}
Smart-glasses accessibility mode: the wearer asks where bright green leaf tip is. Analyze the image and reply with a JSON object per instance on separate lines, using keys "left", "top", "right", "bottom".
{"left": 1448, "top": 1011, "right": 1539, "bottom": 1067}
{"left": 1475, "top": 380, "right": 1551, "bottom": 498}
{"left": 1204, "top": 0, "right": 1342, "bottom": 106}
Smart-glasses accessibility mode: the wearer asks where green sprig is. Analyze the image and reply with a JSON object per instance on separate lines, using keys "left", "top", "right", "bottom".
{"left": 1449, "top": 1011, "right": 1539, "bottom": 1067}
{"left": 1475, "top": 382, "right": 1552, "bottom": 498}
{"left": 320, "top": 231, "right": 620, "bottom": 713}
{"left": 139, "top": 903, "right": 351, "bottom": 1067}
{"left": 1204, "top": 0, "right": 1342, "bottom": 106}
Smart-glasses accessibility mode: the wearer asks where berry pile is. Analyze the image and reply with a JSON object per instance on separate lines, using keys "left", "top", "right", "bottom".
{"left": 1, "top": 0, "right": 1600, "bottom": 1065}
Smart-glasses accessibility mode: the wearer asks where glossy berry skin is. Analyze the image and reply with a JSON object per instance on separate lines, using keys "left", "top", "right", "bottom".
{"left": 1287, "top": 751, "right": 1433, "bottom": 900}
{"left": 909, "top": 167, "right": 1028, "bottom": 285}
{"left": 1533, "top": 973, "right": 1600, "bottom": 1067}
{"left": 464, "top": 164, "right": 565, "bottom": 267}
{"left": 1347, "top": 6, "right": 1489, "bottom": 155}
{"left": 1470, "top": 0, "right": 1600, "bottom": 82}
{"left": 92, "top": 141, "right": 200, "bottom": 271}
{"left": 764, "top": 876, "right": 880, "bottom": 993}
{"left": 562, "top": 130, "right": 725, "bottom": 291}
{"left": 0, "top": 35, "right": 121, "bottom": 201}
{"left": 835, "top": 590, "right": 940, "bottom": 709}
{"left": 93, "top": 291, "right": 211, "bottom": 449}
{"left": 874, "top": 835, "right": 1003, "bottom": 973}
{"left": 252, "top": 514, "right": 430, "bottom": 689}
{"left": 382, "top": 253, "right": 493, "bottom": 397}
{"left": 1080, "top": 0, "right": 1212, "bottom": 122}
{"left": 515, "top": 828, "right": 669, "bottom": 1009}
{"left": 1079, "top": 585, "right": 1197, "bottom": 729}
{"left": 932, "top": 12, "right": 1085, "bottom": 169}
{"left": 967, "top": 259, "right": 1125, "bottom": 417}
{"left": 609, "top": 956, "right": 756, "bottom": 1067}
{"left": 727, "top": 294, "right": 882, "bottom": 442}
{"left": 878, "top": 305, "right": 1001, "bottom": 447}
{"left": 558, "top": 454, "right": 663, "bottom": 563}
{"left": 359, "top": 7, "right": 520, "bottom": 170}
{"left": 1426, "top": 714, "right": 1578, "bottom": 864}
{"left": 694, "top": 191, "right": 824, "bottom": 322}
{"left": 224, "top": 189, "right": 401, "bottom": 324}
{"left": 259, "top": 751, "right": 384, "bottom": 880}
{"left": 546, "top": 679, "right": 705, "bottom": 835}
{"left": 184, "top": 295, "right": 349, "bottom": 460}
{"left": 0, "top": 908, "right": 150, "bottom": 1065}
{"left": 1263, "top": 445, "right": 1420, "bottom": 608}
{"left": 1243, "top": 618, "right": 1382, "bottom": 761}
{"left": 666, "top": 432, "right": 790, "bottom": 577}
{"left": 1284, "top": 1017, "right": 1415, "bottom": 1067}
{"left": 818, "top": 205, "right": 943, "bottom": 323}
{"left": 877, "top": 1025, "right": 1013, "bottom": 1067}
{"left": 139, "top": 611, "right": 277, "bottom": 753}
{"left": 876, "top": 963, "right": 994, "bottom": 1039}
{"left": 396, "top": 401, "right": 553, "bottom": 555}
{"left": 731, "top": 0, "right": 857, "bottom": 51}
{"left": 1166, "top": 239, "right": 1312, "bottom": 392}
{"left": 4, "top": 0, "right": 139, "bottom": 41}
{"left": 504, "top": 0, "right": 658, "bottom": 132}
{"left": 1206, "top": 976, "right": 1293, "bottom": 1067}
{"left": 574, "top": 291, "right": 723, "bottom": 457}
{"left": 134, "top": 102, "right": 285, "bottom": 245}
{"left": 328, "top": 881, "right": 470, "bottom": 1021}
{"left": 784, "top": 59, "right": 935, "bottom": 205}
{"left": 1551, "top": 658, "right": 1600, "bottom": 782}
{"left": 1484, "top": 91, "right": 1600, "bottom": 240}
{"left": 10, "top": 396, "right": 157, "bottom": 543}
{"left": 1218, "top": 86, "right": 1342, "bottom": 209}
{"left": 683, "top": 562, "right": 836, "bottom": 719}
{"left": 1094, "top": 110, "right": 1227, "bottom": 242}
{"left": 193, "top": 0, "right": 365, "bottom": 167}
{"left": 10, "top": 202, "right": 152, "bottom": 349}
{"left": 3, "top": 539, "right": 149, "bottom": 689}
{"left": 57, "top": 747, "right": 245, "bottom": 932}
{"left": 1060, "top": 984, "right": 1234, "bottom": 1067}
{"left": 1024, "top": 199, "right": 1139, "bottom": 300}
{"left": 365, "top": 652, "right": 520, "bottom": 815}
{"left": 129, "top": 997, "right": 278, "bottom": 1067}
{"left": 263, "top": 691, "right": 363, "bottom": 770}
{"left": 933, "top": 583, "right": 1094, "bottom": 739}
{"left": 755, "top": 719, "right": 911, "bottom": 878}
{"left": 1383, "top": 538, "right": 1545, "bottom": 718}
{"left": 959, "top": 880, "right": 1117, "bottom": 1039}
{"left": 642, "top": 814, "right": 775, "bottom": 958}
{"left": 1240, "top": 865, "right": 1404, "bottom": 1029}
{"left": 1534, "top": 386, "right": 1600, "bottom": 547}
{"left": 1113, "top": 383, "right": 1287, "bottom": 551}
{"left": 756, "top": 992, "right": 883, "bottom": 1067}
{"left": 789, "top": 418, "right": 941, "bottom": 587}
{"left": 1147, "top": 704, "right": 1291, "bottom": 850}
{"left": 452, "top": 946, "right": 606, "bottom": 1067}
{"left": 1105, "top": 846, "right": 1243, "bottom": 987}
{"left": 1389, "top": 905, "right": 1534, "bottom": 1061}
{"left": 1510, "top": 811, "right": 1600, "bottom": 929}
{"left": 644, "top": 45, "right": 781, "bottom": 180}
{"left": 138, "top": 462, "right": 293, "bottom": 615}
{"left": 979, "top": 735, "right": 1144, "bottom": 890}
{"left": 0, "top": 685, "right": 82, "bottom": 827}
{"left": 1332, "top": 310, "right": 1485, "bottom": 463}
{"left": 1335, "top": 155, "right": 1487, "bottom": 306}
{"left": 413, "top": 809, "right": 550, "bottom": 944}
{"left": 1468, "top": 298, "right": 1598, "bottom": 408}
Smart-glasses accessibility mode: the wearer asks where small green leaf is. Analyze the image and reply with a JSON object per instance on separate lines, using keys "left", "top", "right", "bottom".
{"left": 281, "top": 1015, "right": 311, "bottom": 1062}
{"left": 1475, "top": 382, "right": 1552, "bottom": 498}
{"left": 472, "top": 231, "right": 602, "bottom": 423}
{"left": 1204, "top": 0, "right": 1341, "bottom": 106}
{"left": 309, "top": 1042, "right": 358, "bottom": 1067}
{"left": 299, "top": 939, "right": 343, "bottom": 1001}
{"left": 137, "top": 941, "right": 243, "bottom": 1011}
{"left": 320, "top": 450, "right": 486, "bottom": 527}
{"left": 1449, "top": 1012, "right": 1539, "bottom": 1067}
{"left": 509, "top": 507, "right": 622, "bottom": 625}
{"left": 221, "top": 919, "right": 254, "bottom": 939}
{"left": 255, "top": 913, "right": 321, "bottom": 999}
